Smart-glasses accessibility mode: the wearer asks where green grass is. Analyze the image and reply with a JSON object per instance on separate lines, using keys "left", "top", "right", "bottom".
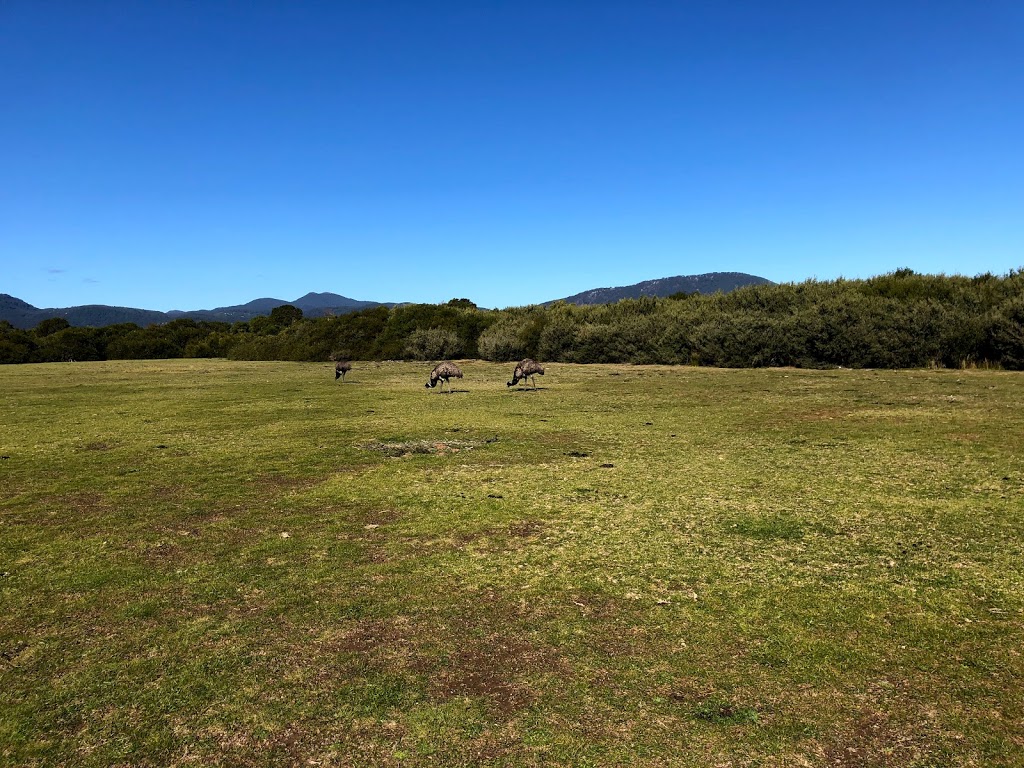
{"left": 2, "top": 359, "right": 1022, "bottom": 766}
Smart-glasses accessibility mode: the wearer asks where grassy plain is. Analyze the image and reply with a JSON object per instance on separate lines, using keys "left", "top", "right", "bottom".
{"left": 1, "top": 359, "right": 1022, "bottom": 767}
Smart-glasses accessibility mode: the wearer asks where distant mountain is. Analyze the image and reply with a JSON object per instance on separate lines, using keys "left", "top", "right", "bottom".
{"left": 0, "top": 294, "right": 170, "bottom": 329}
{"left": 163, "top": 293, "right": 396, "bottom": 323}
{"left": 291, "top": 292, "right": 387, "bottom": 312}
{"left": 0, "top": 292, "right": 396, "bottom": 329}
{"left": 1, "top": 274, "right": 774, "bottom": 330}
{"left": 547, "top": 272, "right": 774, "bottom": 305}
{"left": 0, "top": 294, "right": 49, "bottom": 328}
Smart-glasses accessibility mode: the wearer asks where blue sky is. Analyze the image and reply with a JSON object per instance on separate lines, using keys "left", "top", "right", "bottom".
{"left": 2, "top": 1, "right": 1022, "bottom": 311}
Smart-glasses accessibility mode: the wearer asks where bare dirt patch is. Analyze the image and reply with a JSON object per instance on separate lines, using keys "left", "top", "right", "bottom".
{"left": 361, "top": 439, "right": 483, "bottom": 457}
{"left": 507, "top": 520, "right": 545, "bottom": 538}
{"left": 325, "top": 594, "right": 568, "bottom": 718}
{"left": 81, "top": 441, "right": 115, "bottom": 451}
{"left": 822, "top": 708, "right": 937, "bottom": 767}
{"left": 148, "top": 484, "right": 190, "bottom": 502}
{"left": 426, "top": 633, "right": 558, "bottom": 716}
{"left": 24, "top": 491, "right": 115, "bottom": 528}
{"left": 256, "top": 473, "right": 318, "bottom": 491}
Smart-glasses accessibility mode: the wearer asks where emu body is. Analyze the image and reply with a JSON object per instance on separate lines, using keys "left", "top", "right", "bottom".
{"left": 507, "top": 359, "right": 545, "bottom": 389}
{"left": 335, "top": 360, "right": 352, "bottom": 381}
{"left": 426, "top": 361, "right": 463, "bottom": 393}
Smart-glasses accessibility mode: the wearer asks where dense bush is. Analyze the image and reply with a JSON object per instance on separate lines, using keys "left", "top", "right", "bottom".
{"left": 477, "top": 307, "right": 544, "bottom": 362}
{"left": 404, "top": 327, "right": 463, "bottom": 360}
{"left": 3, "top": 270, "right": 1023, "bottom": 369}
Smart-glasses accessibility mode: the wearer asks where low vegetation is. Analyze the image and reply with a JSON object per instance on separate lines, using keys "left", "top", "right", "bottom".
{"left": 1, "top": 359, "right": 1022, "bottom": 766}
{"left": 3, "top": 269, "right": 1024, "bottom": 368}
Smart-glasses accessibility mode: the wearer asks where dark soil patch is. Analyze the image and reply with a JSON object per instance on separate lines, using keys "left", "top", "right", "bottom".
{"left": 823, "top": 708, "right": 935, "bottom": 767}
{"left": 328, "top": 592, "right": 568, "bottom": 718}
{"left": 354, "top": 507, "right": 404, "bottom": 527}
{"left": 334, "top": 619, "right": 417, "bottom": 659}
{"left": 82, "top": 441, "right": 114, "bottom": 452}
{"left": 508, "top": 520, "right": 545, "bottom": 538}
{"left": 26, "top": 492, "right": 114, "bottom": 528}
{"left": 257, "top": 473, "right": 316, "bottom": 491}
{"left": 147, "top": 484, "right": 189, "bottom": 502}
{"left": 138, "top": 539, "right": 187, "bottom": 564}
{"left": 427, "top": 633, "right": 557, "bottom": 716}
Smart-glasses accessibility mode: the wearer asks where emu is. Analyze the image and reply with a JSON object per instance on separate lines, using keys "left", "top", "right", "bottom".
{"left": 425, "top": 361, "right": 463, "bottom": 393}
{"left": 507, "top": 359, "right": 544, "bottom": 389}
{"left": 335, "top": 360, "right": 352, "bottom": 381}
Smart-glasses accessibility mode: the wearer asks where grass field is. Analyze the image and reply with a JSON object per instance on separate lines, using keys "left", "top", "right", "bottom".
{"left": 1, "top": 359, "right": 1022, "bottom": 767}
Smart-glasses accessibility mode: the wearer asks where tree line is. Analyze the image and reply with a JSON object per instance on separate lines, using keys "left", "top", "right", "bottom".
{"left": 3, "top": 270, "right": 1022, "bottom": 369}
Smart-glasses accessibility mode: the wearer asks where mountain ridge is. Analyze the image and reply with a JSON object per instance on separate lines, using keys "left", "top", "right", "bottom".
{"left": 1, "top": 272, "right": 772, "bottom": 329}
{"left": 546, "top": 272, "right": 773, "bottom": 305}
{"left": 0, "top": 292, "right": 396, "bottom": 329}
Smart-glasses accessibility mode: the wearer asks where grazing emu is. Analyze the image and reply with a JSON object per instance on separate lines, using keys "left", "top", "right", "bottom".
{"left": 507, "top": 359, "right": 545, "bottom": 389}
{"left": 335, "top": 360, "right": 352, "bottom": 381}
{"left": 425, "top": 361, "right": 463, "bottom": 393}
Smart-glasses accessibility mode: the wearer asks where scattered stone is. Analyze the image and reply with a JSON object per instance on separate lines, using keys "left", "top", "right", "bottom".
{"left": 280, "top": 532, "right": 291, "bottom": 539}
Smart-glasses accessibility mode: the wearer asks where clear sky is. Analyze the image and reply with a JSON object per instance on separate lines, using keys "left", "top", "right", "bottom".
{"left": 2, "top": 1, "right": 1022, "bottom": 311}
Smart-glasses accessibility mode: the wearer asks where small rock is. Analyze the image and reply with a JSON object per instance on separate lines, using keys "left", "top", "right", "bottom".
{"left": 280, "top": 532, "right": 291, "bottom": 539}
